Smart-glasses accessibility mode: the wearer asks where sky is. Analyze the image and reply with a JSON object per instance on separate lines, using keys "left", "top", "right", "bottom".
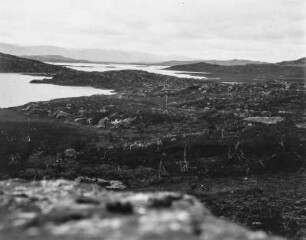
{"left": 0, "top": 0, "right": 305, "bottom": 61}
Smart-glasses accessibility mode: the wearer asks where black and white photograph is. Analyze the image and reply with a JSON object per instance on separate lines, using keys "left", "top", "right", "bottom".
{"left": 0, "top": 0, "right": 305, "bottom": 239}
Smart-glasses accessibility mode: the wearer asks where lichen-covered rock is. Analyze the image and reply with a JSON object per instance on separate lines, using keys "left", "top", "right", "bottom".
{"left": 64, "top": 148, "right": 77, "bottom": 158}
{"left": 55, "top": 111, "right": 71, "bottom": 119}
{"left": 75, "top": 176, "right": 126, "bottom": 189}
{"left": 244, "top": 116, "right": 284, "bottom": 125}
{"left": 0, "top": 179, "right": 282, "bottom": 240}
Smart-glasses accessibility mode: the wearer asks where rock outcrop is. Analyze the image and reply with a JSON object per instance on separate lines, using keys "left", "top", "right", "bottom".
{"left": 0, "top": 179, "right": 281, "bottom": 240}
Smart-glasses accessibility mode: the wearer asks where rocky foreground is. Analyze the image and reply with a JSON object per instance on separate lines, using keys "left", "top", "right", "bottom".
{"left": 0, "top": 179, "right": 281, "bottom": 240}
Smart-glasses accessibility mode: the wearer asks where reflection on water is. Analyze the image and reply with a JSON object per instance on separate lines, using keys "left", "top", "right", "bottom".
{"left": 0, "top": 73, "right": 114, "bottom": 108}
{"left": 49, "top": 62, "right": 208, "bottom": 79}
{"left": 0, "top": 63, "right": 208, "bottom": 108}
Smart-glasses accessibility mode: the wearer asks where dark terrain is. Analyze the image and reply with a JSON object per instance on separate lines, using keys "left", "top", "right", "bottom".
{"left": 0, "top": 53, "right": 305, "bottom": 239}
{"left": 166, "top": 60, "right": 305, "bottom": 83}
{"left": 0, "top": 52, "right": 71, "bottom": 73}
{"left": 154, "top": 59, "right": 267, "bottom": 66}
{"left": 277, "top": 58, "right": 306, "bottom": 67}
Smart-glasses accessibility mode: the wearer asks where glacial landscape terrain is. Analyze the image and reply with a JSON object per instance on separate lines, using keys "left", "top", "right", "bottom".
{"left": 0, "top": 51, "right": 305, "bottom": 239}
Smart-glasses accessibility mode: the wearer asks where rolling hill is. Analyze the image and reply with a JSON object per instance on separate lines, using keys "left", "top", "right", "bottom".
{"left": 0, "top": 52, "right": 70, "bottom": 73}
{"left": 166, "top": 60, "right": 306, "bottom": 83}
{"left": 277, "top": 57, "right": 306, "bottom": 66}
{"left": 156, "top": 59, "right": 267, "bottom": 66}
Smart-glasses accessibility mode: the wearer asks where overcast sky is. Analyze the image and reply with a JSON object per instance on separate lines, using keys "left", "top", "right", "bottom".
{"left": 0, "top": 0, "right": 305, "bottom": 61}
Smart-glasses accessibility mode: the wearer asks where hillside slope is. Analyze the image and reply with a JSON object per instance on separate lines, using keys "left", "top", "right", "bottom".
{"left": 31, "top": 69, "right": 202, "bottom": 94}
{"left": 0, "top": 52, "right": 70, "bottom": 73}
{"left": 166, "top": 61, "right": 305, "bottom": 83}
{"left": 277, "top": 57, "right": 306, "bottom": 66}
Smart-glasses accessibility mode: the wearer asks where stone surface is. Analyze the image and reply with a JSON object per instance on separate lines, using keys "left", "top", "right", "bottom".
{"left": 0, "top": 179, "right": 282, "bottom": 240}
{"left": 244, "top": 116, "right": 284, "bottom": 125}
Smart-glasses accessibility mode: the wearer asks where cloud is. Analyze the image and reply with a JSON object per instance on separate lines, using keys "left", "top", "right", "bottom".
{"left": 0, "top": 0, "right": 305, "bottom": 61}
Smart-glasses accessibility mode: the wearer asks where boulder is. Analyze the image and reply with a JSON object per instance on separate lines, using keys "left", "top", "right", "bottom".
{"left": 244, "top": 116, "right": 284, "bottom": 125}
{"left": 75, "top": 176, "right": 126, "bottom": 189}
{"left": 296, "top": 123, "right": 306, "bottom": 129}
{"left": 97, "top": 117, "right": 110, "bottom": 128}
{"left": 0, "top": 179, "right": 281, "bottom": 240}
{"left": 74, "top": 117, "right": 88, "bottom": 124}
{"left": 56, "top": 111, "right": 71, "bottom": 119}
{"left": 22, "top": 105, "right": 33, "bottom": 111}
{"left": 64, "top": 148, "right": 77, "bottom": 158}
{"left": 27, "top": 108, "right": 47, "bottom": 115}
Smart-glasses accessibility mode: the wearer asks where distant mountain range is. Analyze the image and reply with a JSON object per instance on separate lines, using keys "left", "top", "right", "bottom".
{"left": 0, "top": 43, "right": 192, "bottom": 63}
{"left": 21, "top": 55, "right": 93, "bottom": 63}
{"left": 20, "top": 55, "right": 269, "bottom": 66}
{"left": 0, "top": 42, "right": 278, "bottom": 65}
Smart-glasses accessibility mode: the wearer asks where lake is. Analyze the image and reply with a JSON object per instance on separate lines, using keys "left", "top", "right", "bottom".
{"left": 48, "top": 62, "right": 207, "bottom": 79}
{"left": 0, "top": 63, "right": 206, "bottom": 108}
{"left": 0, "top": 73, "right": 114, "bottom": 108}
